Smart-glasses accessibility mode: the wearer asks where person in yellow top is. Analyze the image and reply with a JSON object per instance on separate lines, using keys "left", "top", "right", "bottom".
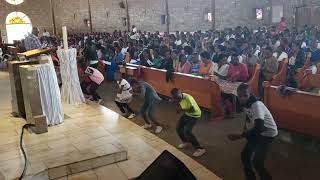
{"left": 171, "top": 88, "right": 206, "bottom": 157}
{"left": 199, "top": 51, "right": 214, "bottom": 77}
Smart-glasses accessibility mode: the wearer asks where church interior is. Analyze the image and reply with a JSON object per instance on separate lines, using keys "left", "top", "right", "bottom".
{"left": 1, "top": 0, "right": 320, "bottom": 180}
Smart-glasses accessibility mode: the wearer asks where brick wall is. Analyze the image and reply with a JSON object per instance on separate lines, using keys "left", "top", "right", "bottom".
{"left": 0, "top": 0, "right": 52, "bottom": 42}
{"left": 1, "top": 0, "right": 318, "bottom": 41}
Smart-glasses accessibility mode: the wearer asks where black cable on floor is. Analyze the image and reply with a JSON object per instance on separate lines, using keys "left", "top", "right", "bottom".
{"left": 19, "top": 124, "right": 35, "bottom": 180}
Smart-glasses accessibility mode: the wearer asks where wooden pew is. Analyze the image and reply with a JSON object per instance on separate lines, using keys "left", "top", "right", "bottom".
{"left": 119, "top": 64, "right": 140, "bottom": 79}
{"left": 299, "top": 73, "right": 320, "bottom": 90}
{"left": 264, "top": 82, "right": 320, "bottom": 139}
{"left": 270, "top": 59, "right": 288, "bottom": 86}
{"left": 124, "top": 64, "right": 224, "bottom": 120}
{"left": 294, "top": 57, "right": 320, "bottom": 90}
{"left": 294, "top": 56, "right": 310, "bottom": 87}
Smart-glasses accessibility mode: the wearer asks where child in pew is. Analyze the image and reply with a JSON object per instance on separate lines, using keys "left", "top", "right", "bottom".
{"left": 114, "top": 72, "right": 136, "bottom": 119}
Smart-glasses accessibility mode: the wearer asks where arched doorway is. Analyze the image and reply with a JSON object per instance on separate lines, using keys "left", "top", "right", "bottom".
{"left": 6, "top": 12, "right": 32, "bottom": 43}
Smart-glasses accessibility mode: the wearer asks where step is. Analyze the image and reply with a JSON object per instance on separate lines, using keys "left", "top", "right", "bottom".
{"left": 21, "top": 144, "right": 127, "bottom": 180}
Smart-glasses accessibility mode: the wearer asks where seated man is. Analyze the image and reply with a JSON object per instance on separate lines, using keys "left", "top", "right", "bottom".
{"left": 259, "top": 47, "right": 278, "bottom": 97}
{"left": 286, "top": 41, "right": 305, "bottom": 87}
{"left": 244, "top": 46, "right": 260, "bottom": 77}
{"left": 309, "top": 39, "right": 320, "bottom": 73}
{"left": 152, "top": 48, "right": 163, "bottom": 69}
{"left": 227, "top": 54, "right": 249, "bottom": 82}
{"left": 199, "top": 51, "right": 214, "bottom": 77}
{"left": 190, "top": 52, "right": 200, "bottom": 75}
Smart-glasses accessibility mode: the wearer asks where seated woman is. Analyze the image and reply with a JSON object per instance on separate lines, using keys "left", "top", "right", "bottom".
{"left": 227, "top": 54, "right": 249, "bottom": 82}
{"left": 140, "top": 49, "right": 154, "bottom": 67}
{"left": 175, "top": 54, "right": 191, "bottom": 74}
{"left": 213, "top": 54, "right": 229, "bottom": 80}
{"left": 199, "top": 51, "right": 214, "bottom": 77}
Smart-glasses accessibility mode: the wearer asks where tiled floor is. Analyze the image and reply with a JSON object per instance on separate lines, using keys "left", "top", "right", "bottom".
{"left": 0, "top": 71, "right": 221, "bottom": 180}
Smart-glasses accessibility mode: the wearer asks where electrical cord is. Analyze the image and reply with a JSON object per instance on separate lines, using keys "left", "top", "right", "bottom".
{"left": 19, "top": 124, "right": 35, "bottom": 180}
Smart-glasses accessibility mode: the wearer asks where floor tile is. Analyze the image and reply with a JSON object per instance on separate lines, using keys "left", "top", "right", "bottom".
{"left": 117, "top": 159, "right": 147, "bottom": 179}
{"left": 68, "top": 170, "right": 98, "bottom": 180}
{"left": 94, "top": 164, "right": 127, "bottom": 180}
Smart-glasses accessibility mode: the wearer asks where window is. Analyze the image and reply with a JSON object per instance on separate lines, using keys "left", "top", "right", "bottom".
{"left": 6, "top": 12, "right": 32, "bottom": 43}
{"left": 6, "top": 0, "right": 24, "bottom": 5}
{"left": 204, "top": 13, "right": 212, "bottom": 22}
{"left": 255, "top": 8, "right": 263, "bottom": 20}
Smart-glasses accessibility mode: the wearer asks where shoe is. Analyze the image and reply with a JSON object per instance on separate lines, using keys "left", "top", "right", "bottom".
{"left": 155, "top": 126, "right": 163, "bottom": 134}
{"left": 97, "top": 99, "right": 103, "bottom": 104}
{"left": 142, "top": 124, "right": 152, "bottom": 129}
{"left": 178, "top": 143, "right": 190, "bottom": 149}
{"left": 192, "top": 148, "right": 206, "bottom": 157}
{"left": 127, "top": 113, "right": 136, "bottom": 119}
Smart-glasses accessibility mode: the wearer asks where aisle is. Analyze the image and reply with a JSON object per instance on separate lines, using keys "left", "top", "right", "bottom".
{"left": 0, "top": 72, "right": 220, "bottom": 180}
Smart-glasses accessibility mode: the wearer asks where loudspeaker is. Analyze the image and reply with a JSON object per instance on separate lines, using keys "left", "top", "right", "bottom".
{"left": 119, "top": 1, "right": 125, "bottom": 9}
{"left": 135, "top": 150, "right": 197, "bottom": 180}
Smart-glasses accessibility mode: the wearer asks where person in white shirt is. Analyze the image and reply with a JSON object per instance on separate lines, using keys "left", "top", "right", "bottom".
{"left": 114, "top": 72, "right": 135, "bottom": 119}
{"left": 228, "top": 83, "right": 277, "bottom": 180}
{"left": 43, "top": 29, "right": 50, "bottom": 37}
{"left": 132, "top": 25, "right": 137, "bottom": 33}
{"left": 213, "top": 54, "right": 229, "bottom": 80}
{"left": 273, "top": 45, "right": 288, "bottom": 62}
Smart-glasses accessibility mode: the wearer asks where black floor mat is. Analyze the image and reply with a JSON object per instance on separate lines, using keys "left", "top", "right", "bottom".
{"left": 135, "top": 150, "right": 197, "bottom": 180}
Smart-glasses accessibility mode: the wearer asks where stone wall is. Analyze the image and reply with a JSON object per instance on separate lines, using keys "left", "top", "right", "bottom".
{"left": 1, "top": 0, "right": 319, "bottom": 41}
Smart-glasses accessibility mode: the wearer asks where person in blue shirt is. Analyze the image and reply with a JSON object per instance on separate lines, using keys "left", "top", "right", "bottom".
{"left": 310, "top": 39, "right": 320, "bottom": 65}
{"left": 190, "top": 52, "right": 200, "bottom": 75}
{"left": 113, "top": 45, "right": 124, "bottom": 65}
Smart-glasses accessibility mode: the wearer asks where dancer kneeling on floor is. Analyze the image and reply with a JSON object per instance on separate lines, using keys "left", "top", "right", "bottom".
{"left": 114, "top": 72, "right": 136, "bottom": 119}
{"left": 130, "top": 79, "right": 163, "bottom": 134}
{"left": 80, "top": 63, "right": 104, "bottom": 103}
{"left": 171, "top": 88, "right": 206, "bottom": 157}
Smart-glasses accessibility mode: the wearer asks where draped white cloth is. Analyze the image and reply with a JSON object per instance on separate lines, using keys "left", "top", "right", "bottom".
{"left": 57, "top": 48, "right": 85, "bottom": 105}
{"left": 37, "top": 64, "right": 64, "bottom": 125}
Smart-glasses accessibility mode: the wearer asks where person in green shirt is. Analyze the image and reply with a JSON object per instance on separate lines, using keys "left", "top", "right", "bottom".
{"left": 152, "top": 48, "right": 163, "bottom": 69}
{"left": 171, "top": 88, "right": 206, "bottom": 157}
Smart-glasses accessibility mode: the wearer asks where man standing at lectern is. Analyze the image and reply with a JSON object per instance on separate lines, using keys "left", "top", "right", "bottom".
{"left": 24, "top": 27, "right": 42, "bottom": 51}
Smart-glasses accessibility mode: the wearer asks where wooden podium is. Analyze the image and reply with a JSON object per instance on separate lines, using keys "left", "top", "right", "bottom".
{"left": 17, "top": 48, "right": 52, "bottom": 60}
{"left": 8, "top": 48, "right": 52, "bottom": 117}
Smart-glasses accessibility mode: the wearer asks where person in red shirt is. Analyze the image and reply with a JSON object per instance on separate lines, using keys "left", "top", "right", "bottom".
{"left": 277, "top": 17, "right": 286, "bottom": 34}
{"left": 79, "top": 62, "right": 104, "bottom": 103}
{"left": 227, "top": 54, "right": 249, "bottom": 82}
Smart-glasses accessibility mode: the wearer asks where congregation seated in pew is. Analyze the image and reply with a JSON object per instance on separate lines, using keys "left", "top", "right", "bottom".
{"left": 9, "top": 23, "right": 319, "bottom": 96}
